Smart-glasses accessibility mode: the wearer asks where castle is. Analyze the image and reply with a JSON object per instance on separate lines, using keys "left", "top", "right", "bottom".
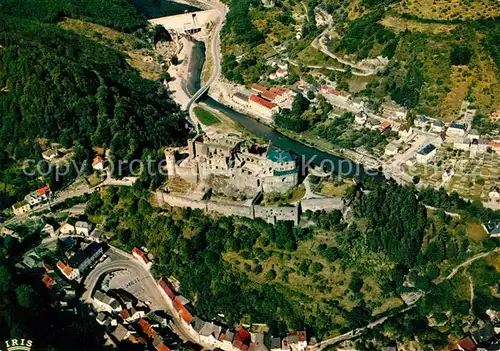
{"left": 164, "top": 132, "right": 299, "bottom": 197}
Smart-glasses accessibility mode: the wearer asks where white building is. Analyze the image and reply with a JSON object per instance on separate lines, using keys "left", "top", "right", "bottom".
{"left": 487, "top": 186, "right": 500, "bottom": 208}
{"left": 12, "top": 200, "right": 30, "bottom": 216}
{"left": 355, "top": 111, "right": 367, "bottom": 125}
{"left": 416, "top": 144, "right": 437, "bottom": 164}
{"left": 431, "top": 120, "right": 445, "bottom": 133}
{"left": 75, "top": 221, "right": 92, "bottom": 236}
{"left": 57, "top": 260, "right": 80, "bottom": 280}
{"left": 92, "top": 156, "right": 104, "bottom": 171}
{"left": 446, "top": 122, "right": 466, "bottom": 137}
{"left": 385, "top": 142, "right": 399, "bottom": 156}
{"left": 249, "top": 95, "right": 279, "bottom": 121}
{"left": 414, "top": 115, "right": 429, "bottom": 128}
{"left": 93, "top": 290, "right": 122, "bottom": 313}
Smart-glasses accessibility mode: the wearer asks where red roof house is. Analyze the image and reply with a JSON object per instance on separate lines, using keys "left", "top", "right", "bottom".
{"left": 158, "top": 278, "right": 175, "bottom": 300}
{"left": 41, "top": 274, "right": 54, "bottom": 288}
{"left": 173, "top": 297, "right": 193, "bottom": 324}
{"left": 137, "top": 318, "right": 158, "bottom": 341}
{"left": 36, "top": 185, "right": 50, "bottom": 196}
{"left": 250, "top": 95, "right": 277, "bottom": 110}
{"left": 132, "top": 247, "right": 150, "bottom": 265}
{"left": 380, "top": 121, "right": 392, "bottom": 131}
{"left": 457, "top": 336, "right": 477, "bottom": 351}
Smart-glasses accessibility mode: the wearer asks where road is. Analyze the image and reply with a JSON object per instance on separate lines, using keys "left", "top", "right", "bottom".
{"left": 438, "top": 247, "right": 499, "bottom": 283}
{"left": 312, "top": 35, "right": 375, "bottom": 76}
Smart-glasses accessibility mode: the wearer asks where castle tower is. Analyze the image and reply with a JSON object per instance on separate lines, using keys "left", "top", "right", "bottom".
{"left": 164, "top": 149, "right": 177, "bottom": 179}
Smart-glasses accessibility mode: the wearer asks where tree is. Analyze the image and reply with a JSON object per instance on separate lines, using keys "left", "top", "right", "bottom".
{"left": 16, "top": 284, "right": 36, "bottom": 308}
{"left": 413, "top": 176, "right": 420, "bottom": 184}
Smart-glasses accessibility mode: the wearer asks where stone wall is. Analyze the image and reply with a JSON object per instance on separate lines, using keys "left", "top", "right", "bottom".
{"left": 156, "top": 190, "right": 300, "bottom": 225}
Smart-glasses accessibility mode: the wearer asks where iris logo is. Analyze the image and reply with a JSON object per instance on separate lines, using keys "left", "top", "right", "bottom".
{"left": 3, "top": 339, "right": 33, "bottom": 351}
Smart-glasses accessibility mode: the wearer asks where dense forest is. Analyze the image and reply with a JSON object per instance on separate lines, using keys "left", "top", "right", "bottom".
{"left": 0, "top": 0, "right": 189, "bottom": 210}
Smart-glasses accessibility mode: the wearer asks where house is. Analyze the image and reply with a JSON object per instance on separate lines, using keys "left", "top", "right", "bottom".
{"left": 446, "top": 122, "right": 467, "bottom": 137}
{"left": 12, "top": 200, "right": 30, "bottom": 216}
{"left": 366, "top": 119, "right": 380, "bottom": 130}
{"left": 111, "top": 324, "right": 132, "bottom": 342}
{"left": 488, "top": 186, "right": 500, "bottom": 207}
{"left": 249, "top": 95, "right": 279, "bottom": 120}
{"left": 442, "top": 168, "right": 454, "bottom": 182}
{"left": 136, "top": 318, "right": 158, "bottom": 341}
{"left": 469, "top": 139, "right": 488, "bottom": 156}
{"left": 0, "top": 227, "right": 20, "bottom": 240}
{"left": 59, "top": 222, "right": 75, "bottom": 235}
{"left": 75, "top": 221, "right": 92, "bottom": 236}
{"left": 41, "top": 274, "right": 55, "bottom": 289}
{"left": 482, "top": 222, "right": 500, "bottom": 238}
{"left": 416, "top": 144, "right": 437, "bottom": 164}
{"left": 132, "top": 248, "right": 152, "bottom": 270}
{"left": 42, "top": 149, "right": 57, "bottom": 161}
{"left": 320, "top": 85, "right": 351, "bottom": 105}
{"left": 93, "top": 290, "right": 122, "bottom": 313}
{"left": 382, "top": 101, "right": 407, "bottom": 121}
{"left": 431, "top": 120, "right": 445, "bottom": 133}
{"left": 414, "top": 115, "right": 429, "bottom": 128}
{"left": 92, "top": 156, "right": 104, "bottom": 171}
{"left": 489, "top": 110, "right": 500, "bottom": 121}
{"left": 385, "top": 142, "right": 399, "bottom": 156}
{"left": 96, "top": 312, "right": 109, "bottom": 325}
{"left": 41, "top": 223, "right": 55, "bottom": 237}
{"left": 158, "top": 278, "right": 175, "bottom": 301}
{"left": 457, "top": 336, "right": 476, "bottom": 351}
{"left": 355, "top": 111, "right": 367, "bottom": 125}
{"left": 398, "top": 127, "right": 413, "bottom": 139}
{"left": 198, "top": 320, "right": 222, "bottom": 345}
{"left": 57, "top": 260, "right": 79, "bottom": 280}
{"left": 379, "top": 120, "right": 392, "bottom": 131}
{"left": 25, "top": 185, "right": 50, "bottom": 207}
{"left": 472, "top": 321, "right": 495, "bottom": 345}
{"left": 468, "top": 129, "right": 480, "bottom": 141}
{"left": 269, "top": 68, "right": 288, "bottom": 80}
{"left": 173, "top": 296, "right": 193, "bottom": 324}
{"left": 233, "top": 92, "right": 250, "bottom": 107}
{"left": 68, "top": 242, "right": 104, "bottom": 274}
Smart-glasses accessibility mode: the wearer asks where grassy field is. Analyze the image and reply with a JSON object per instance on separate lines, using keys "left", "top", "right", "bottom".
{"left": 398, "top": 0, "right": 500, "bottom": 21}
{"left": 194, "top": 107, "right": 221, "bottom": 126}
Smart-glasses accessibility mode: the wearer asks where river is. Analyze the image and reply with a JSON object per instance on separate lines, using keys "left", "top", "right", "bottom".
{"left": 203, "top": 98, "right": 378, "bottom": 178}
{"left": 132, "top": 0, "right": 375, "bottom": 179}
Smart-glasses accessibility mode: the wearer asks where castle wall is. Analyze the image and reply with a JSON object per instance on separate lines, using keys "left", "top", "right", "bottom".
{"left": 206, "top": 200, "right": 254, "bottom": 219}
{"left": 254, "top": 204, "right": 299, "bottom": 225}
{"left": 155, "top": 191, "right": 300, "bottom": 225}
{"left": 262, "top": 174, "right": 298, "bottom": 194}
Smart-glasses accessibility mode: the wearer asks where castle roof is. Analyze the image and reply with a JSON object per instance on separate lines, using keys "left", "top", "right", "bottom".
{"left": 266, "top": 148, "right": 295, "bottom": 163}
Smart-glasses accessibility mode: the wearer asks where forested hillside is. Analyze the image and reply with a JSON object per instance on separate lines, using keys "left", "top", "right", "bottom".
{"left": 87, "top": 183, "right": 499, "bottom": 349}
{"left": 0, "top": 0, "right": 188, "bottom": 210}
